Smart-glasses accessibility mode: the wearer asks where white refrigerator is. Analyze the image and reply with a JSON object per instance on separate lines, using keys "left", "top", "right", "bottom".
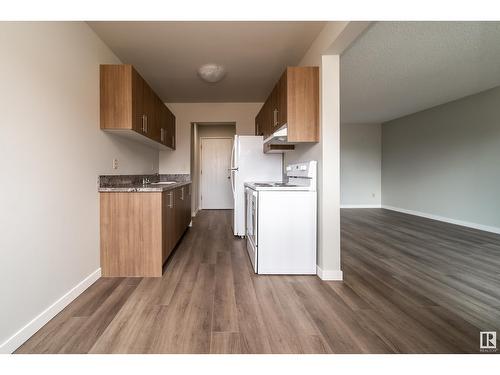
{"left": 230, "top": 135, "right": 282, "bottom": 236}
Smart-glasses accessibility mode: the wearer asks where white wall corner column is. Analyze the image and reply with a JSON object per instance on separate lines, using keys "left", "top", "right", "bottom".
{"left": 317, "top": 54, "right": 342, "bottom": 281}
{"left": 290, "top": 22, "right": 372, "bottom": 281}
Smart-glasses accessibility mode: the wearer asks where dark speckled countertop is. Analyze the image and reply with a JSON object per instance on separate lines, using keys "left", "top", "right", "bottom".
{"left": 98, "top": 174, "right": 191, "bottom": 193}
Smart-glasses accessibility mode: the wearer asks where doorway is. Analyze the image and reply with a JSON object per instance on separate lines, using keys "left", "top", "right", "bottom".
{"left": 191, "top": 122, "right": 236, "bottom": 214}
{"left": 200, "top": 137, "right": 234, "bottom": 209}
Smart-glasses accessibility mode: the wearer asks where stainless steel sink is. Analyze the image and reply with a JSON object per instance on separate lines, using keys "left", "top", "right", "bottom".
{"left": 149, "top": 181, "right": 177, "bottom": 185}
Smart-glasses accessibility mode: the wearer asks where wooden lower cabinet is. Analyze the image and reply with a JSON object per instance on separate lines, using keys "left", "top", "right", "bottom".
{"left": 100, "top": 184, "right": 191, "bottom": 277}
{"left": 174, "top": 184, "right": 192, "bottom": 242}
{"left": 162, "top": 190, "right": 176, "bottom": 263}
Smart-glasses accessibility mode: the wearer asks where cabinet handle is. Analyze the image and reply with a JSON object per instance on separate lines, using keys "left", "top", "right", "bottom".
{"left": 161, "top": 128, "right": 165, "bottom": 142}
{"left": 145, "top": 115, "right": 148, "bottom": 133}
{"left": 141, "top": 115, "right": 146, "bottom": 132}
{"left": 273, "top": 109, "right": 278, "bottom": 126}
{"left": 181, "top": 187, "right": 184, "bottom": 200}
{"left": 172, "top": 135, "right": 175, "bottom": 147}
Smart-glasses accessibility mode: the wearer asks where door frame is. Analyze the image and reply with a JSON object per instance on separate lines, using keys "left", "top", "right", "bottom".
{"left": 199, "top": 136, "right": 234, "bottom": 210}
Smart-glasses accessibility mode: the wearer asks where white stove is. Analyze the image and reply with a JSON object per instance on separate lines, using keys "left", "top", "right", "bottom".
{"left": 244, "top": 161, "right": 317, "bottom": 192}
{"left": 244, "top": 182, "right": 307, "bottom": 191}
{"left": 244, "top": 161, "right": 317, "bottom": 274}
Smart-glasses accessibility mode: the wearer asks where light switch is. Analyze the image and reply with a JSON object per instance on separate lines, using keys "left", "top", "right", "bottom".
{"left": 112, "top": 158, "right": 119, "bottom": 170}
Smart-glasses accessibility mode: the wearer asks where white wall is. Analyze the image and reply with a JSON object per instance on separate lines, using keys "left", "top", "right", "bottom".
{"left": 284, "top": 22, "right": 354, "bottom": 279}
{"left": 340, "top": 123, "right": 381, "bottom": 207}
{"left": 382, "top": 86, "right": 500, "bottom": 232}
{"left": 159, "top": 103, "right": 262, "bottom": 174}
{"left": 198, "top": 124, "right": 237, "bottom": 138}
{"left": 0, "top": 22, "right": 159, "bottom": 352}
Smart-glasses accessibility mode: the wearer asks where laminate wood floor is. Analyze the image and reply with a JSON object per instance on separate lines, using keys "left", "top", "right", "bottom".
{"left": 16, "top": 209, "right": 500, "bottom": 353}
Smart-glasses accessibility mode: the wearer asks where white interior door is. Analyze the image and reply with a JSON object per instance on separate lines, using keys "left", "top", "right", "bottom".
{"left": 200, "top": 137, "right": 234, "bottom": 209}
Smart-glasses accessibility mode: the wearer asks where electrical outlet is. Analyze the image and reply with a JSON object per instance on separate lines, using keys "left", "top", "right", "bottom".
{"left": 112, "top": 158, "right": 119, "bottom": 170}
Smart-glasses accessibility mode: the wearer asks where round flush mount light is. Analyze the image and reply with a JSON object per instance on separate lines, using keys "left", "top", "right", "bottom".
{"left": 197, "top": 63, "right": 226, "bottom": 83}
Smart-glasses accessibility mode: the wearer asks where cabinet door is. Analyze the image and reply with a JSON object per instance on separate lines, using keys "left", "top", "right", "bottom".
{"left": 100, "top": 65, "right": 136, "bottom": 130}
{"left": 181, "top": 186, "right": 188, "bottom": 230}
{"left": 141, "top": 81, "right": 156, "bottom": 139}
{"left": 158, "top": 103, "right": 168, "bottom": 146}
{"left": 162, "top": 191, "right": 175, "bottom": 262}
{"left": 262, "top": 100, "right": 271, "bottom": 139}
{"left": 255, "top": 108, "right": 264, "bottom": 136}
{"left": 174, "top": 187, "right": 184, "bottom": 243}
{"left": 167, "top": 109, "right": 176, "bottom": 150}
{"left": 169, "top": 190, "right": 177, "bottom": 253}
{"left": 286, "top": 66, "right": 319, "bottom": 143}
{"left": 151, "top": 95, "right": 162, "bottom": 143}
{"left": 184, "top": 184, "right": 191, "bottom": 228}
{"left": 270, "top": 84, "right": 280, "bottom": 131}
{"left": 278, "top": 69, "right": 288, "bottom": 127}
{"left": 131, "top": 67, "right": 145, "bottom": 132}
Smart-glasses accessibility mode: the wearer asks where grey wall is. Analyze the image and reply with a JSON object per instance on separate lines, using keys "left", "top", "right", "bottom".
{"left": 340, "top": 123, "right": 381, "bottom": 206}
{"left": 382, "top": 86, "right": 500, "bottom": 230}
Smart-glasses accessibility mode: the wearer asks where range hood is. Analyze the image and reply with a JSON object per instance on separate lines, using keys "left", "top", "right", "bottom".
{"left": 263, "top": 125, "right": 295, "bottom": 153}
{"left": 263, "top": 124, "right": 289, "bottom": 145}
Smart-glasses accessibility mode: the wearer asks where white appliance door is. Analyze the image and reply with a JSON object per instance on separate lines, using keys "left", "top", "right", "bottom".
{"left": 231, "top": 135, "right": 239, "bottom": 235}
{"left": 232, "top": 136, "right": 282, "bottom": 237}
{"left": 245, "top": 188, "right": 258, "bottom": 272}
{"left": 257, "top": 191, "right": 317, "bottom": 274}
{"left": 230, "top": 136, "right": 238, "bottom": 196}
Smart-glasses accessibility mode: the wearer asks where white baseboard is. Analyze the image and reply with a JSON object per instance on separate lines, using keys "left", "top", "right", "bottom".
{"left": 382, "top": 205, "right": 500, "bottom": 235}
{"left": 317, "top": 266, "right": 343, "bottom": 281}
{"left": 341, "top": 204, "right": 382, "bottom": 208}
{"left": 0, "top": 268, "right": 101, "bottom": 354}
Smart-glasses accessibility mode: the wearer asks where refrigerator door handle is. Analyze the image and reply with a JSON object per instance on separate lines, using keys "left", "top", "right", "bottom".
{"left": 230, "top": 169, "right": 236, "bottom": 196}
{"left": 230, "top": 138, "right": 237, "bottom": 197}
{"left": 230, "top": 139, "right": 236, "bottom": 169}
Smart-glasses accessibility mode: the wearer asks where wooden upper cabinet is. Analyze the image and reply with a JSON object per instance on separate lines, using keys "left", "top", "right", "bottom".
{"left": 156, "top": 103, "right": 175, "bottom": 149}
{"left": 158, "top": 103, "right": 167, "bottom": 145}
{"left": 262, "top": 99, "right": 272, "bottom": 139}
{"left": 131, "top": 67, "right": 145, "bottom": 133}
{"left": 270, "top": 83, "right": 280, "bottom": 132}
{"left": 286, "top": 67, "right": 319, "bottom": 143}
{"left": 257, "top": 108, "right": 265, "bottom": 137}
{"left": 255, "top": 111, "right": 262, "bottom": 135}
{"left": 255, "top": 66, "right": 319, "bottom": 144}
{"left": 278, "top": 70, "right": 288, "bottom": 127}
{"left": 100, "top": 64, "right": 175, "bottom": 150}
{"left": 167, "top": 109, "right": 176, "bottom": 150}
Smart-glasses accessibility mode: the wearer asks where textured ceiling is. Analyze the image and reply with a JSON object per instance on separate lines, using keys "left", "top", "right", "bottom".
{"left": 340, "top": 21, "right": 500, "bottom": 124}
{"left": 88, "top": 21, "right": 326, "bottom": 102}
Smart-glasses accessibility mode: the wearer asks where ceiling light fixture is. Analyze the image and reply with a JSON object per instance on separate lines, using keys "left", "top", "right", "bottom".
{"left": 197, "top": 63, "right": 226, "bottom": 83}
